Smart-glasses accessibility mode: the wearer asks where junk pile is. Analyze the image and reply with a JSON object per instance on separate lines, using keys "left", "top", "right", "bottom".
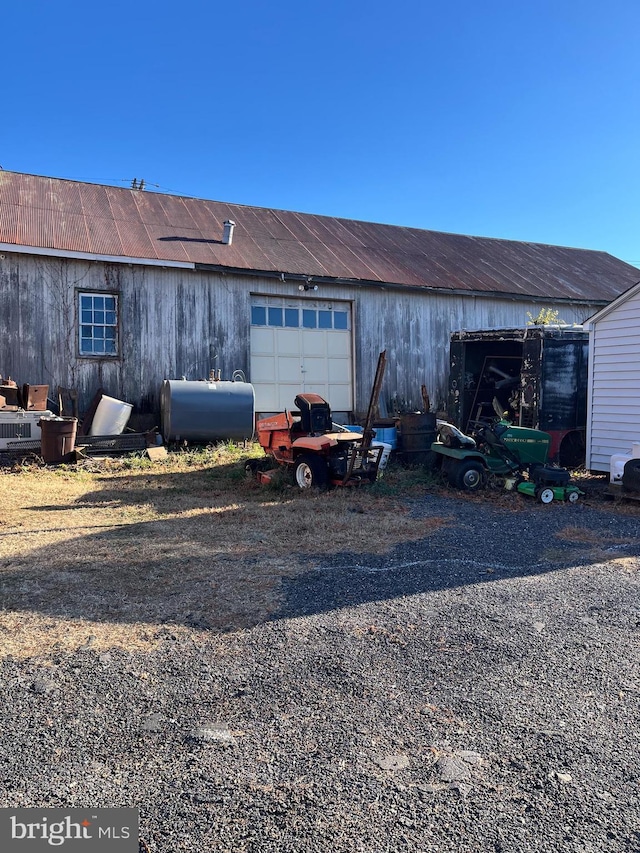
{"left": 0, "top": 377, "right": 54, "bottom": 455}
{"left": 0, "top": 376, "right": 157, "bottom": 463}
{"left": 72, "top": 391, "right": 155, "bottom": 460}
{"left": 431, "top": 398, "right": 583, "bottom": 503}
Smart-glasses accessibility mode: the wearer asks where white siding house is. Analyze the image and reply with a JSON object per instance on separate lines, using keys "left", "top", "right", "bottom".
{"left": 585, "top": 281, "right": 640, "bottom": 472}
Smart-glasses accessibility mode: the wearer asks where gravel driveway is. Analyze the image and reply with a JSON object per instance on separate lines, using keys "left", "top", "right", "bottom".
{"left": 1, "top": 491, "right": 639, "bottom": 852}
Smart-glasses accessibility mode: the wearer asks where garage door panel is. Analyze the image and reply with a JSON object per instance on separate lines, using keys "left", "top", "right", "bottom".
{"left": 276, "top": 329, "right": 300, "bottom": 354}
{"left": 301, "top": 333, "right": 327, "bottom": 357}
{"left": 251, "top": 356, "right": 276, "bottom": 383}
{"left": 327, "top": 333, "right": 350, "bottom": 357}
{"left": 328, "top": 358, "right": 351, "bottom": 382}
{"left": 306, "top": 383, "right": 329, "bottom": 400}
{"left": 250, "top": 327, "right": 274, "bottom": 353}
{"left": 302, "top": 357, "right": 327, "bottom": 383}
{"left": 278, "top": 357, "right": 302, "bottom": 383}
{"left": 253, "top": 384, "right": 278, "bottom": 412}
{"left": 328, "top": 385, "right": 352, "bottom": 411}
{"left": 278, "top": 385, "right": 302, "bottom": 410}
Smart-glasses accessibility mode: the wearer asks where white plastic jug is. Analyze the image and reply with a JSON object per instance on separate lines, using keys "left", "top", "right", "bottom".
{"left": 372, "top": 441, "right": 392, "bottom": 472}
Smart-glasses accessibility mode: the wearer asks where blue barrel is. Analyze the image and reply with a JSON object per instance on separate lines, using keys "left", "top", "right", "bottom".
{"left": 372, "top": 423, "right": 398, "bottom": 450}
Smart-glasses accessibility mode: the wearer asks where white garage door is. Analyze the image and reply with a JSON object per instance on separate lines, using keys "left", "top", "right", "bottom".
{"left": 250, "top": 296, "right": 353, "bottom": 413}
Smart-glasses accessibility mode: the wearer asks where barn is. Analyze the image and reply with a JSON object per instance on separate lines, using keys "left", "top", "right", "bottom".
{"left": 585, "top": 280, "right": 640, "bottom": 472}
{"left": 1, "top": 170, "right": 638, "bottom": 428}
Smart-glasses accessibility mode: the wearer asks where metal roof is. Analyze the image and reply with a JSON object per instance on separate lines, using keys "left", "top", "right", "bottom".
{"left": 1, "top": 170, "right": 637, "bottom": 302}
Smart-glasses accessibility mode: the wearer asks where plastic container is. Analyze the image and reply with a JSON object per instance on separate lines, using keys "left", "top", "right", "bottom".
{"left": 610, "top": 453, "right": 633, "bottom": 483}
{"left": 39, "top": 417, "right": 78, "bottom": 464}
{"left": 371, "top": 441, "right": 392, "bottom": 471}
{"left": 372, "top": 425, "right": 397, "bottom": 449}
{"left": 89, "top": 395, "right": 133, "bottom": 436}
{"left": 340, "top": 424, "right": 395, "bottom": 445}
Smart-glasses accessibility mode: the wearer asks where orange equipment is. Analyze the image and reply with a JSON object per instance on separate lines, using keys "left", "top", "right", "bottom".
{"left": 252, "top": 351, "right": 387, "bottom": 490}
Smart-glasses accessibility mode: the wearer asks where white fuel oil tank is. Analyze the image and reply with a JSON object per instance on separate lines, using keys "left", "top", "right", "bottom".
{"left": 161, "top": 378, "right": 255, "bottom": 443}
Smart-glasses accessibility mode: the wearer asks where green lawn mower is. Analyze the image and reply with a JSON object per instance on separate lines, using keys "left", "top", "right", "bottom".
{"left": 432, "top": 402, "right": 583, "bottom": 503}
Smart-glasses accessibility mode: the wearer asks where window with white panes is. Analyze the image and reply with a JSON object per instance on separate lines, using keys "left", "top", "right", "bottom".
{"left": 78, "top": 292, "right": 119, "bottom": 356}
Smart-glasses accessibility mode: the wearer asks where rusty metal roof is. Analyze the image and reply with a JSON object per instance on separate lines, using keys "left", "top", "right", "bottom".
{"left": 0, "top": 170, "right": 637, "bottom": 302}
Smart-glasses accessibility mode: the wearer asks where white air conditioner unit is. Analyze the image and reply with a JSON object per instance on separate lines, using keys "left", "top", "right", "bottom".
{"left": 0, "top": 410, "right": 52, "bottom": 450}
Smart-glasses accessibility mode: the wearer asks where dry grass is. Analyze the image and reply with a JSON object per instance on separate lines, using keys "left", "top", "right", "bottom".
{"left": 0, "top": 448, "right": 447, "bottom": 658}
{"left": 541, "top": 524, "right": 638, "bottom": 566}
{"left": 554, "top": 526, "right": 613, "bottom": 545}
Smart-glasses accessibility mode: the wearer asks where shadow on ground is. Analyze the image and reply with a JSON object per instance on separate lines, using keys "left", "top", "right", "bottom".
{"left": 1, "top": 460, "right": 638, "bottom": 644}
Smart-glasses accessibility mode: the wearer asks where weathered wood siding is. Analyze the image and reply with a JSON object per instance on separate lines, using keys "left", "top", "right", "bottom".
{"left": 0, "top": 253, "right": 251, "bottom": 421}
{"left": 0, "top": 251, "right": 600, "bottom": 424}
{"left": 586, "top": 288, "right": 640, "bottom": 471}
{"left": 351, "top": 289, "right": 591, "bottom": 416}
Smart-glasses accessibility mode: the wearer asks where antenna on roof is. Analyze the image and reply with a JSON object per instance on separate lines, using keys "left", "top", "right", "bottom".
{"left": 131, "top": 178, "right": 138, "bottom": 189}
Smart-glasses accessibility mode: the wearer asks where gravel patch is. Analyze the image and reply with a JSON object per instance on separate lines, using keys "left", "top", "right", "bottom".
{"left": 0, "top": 493, "right": 638, "bottom": 852}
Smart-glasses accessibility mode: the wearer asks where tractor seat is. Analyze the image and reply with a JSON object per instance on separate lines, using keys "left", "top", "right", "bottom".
{"left": 294, "top": 394, "right": 333, "bottom": 434}
{"left": 438, "top": 422, "right": 476, "bottom": 449}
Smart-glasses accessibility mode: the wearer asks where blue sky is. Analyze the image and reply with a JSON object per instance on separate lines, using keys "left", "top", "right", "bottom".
{"left": 3, "top": 1, "right": 639, "bottom": 266}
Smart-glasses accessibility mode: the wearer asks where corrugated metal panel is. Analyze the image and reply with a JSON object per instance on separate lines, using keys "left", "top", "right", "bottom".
{"left": 153, "top": 228, "right": 219, "bottom": 265}
{"left": 1, "top": 170, "right": 639, "bottom": 302}
{"left": 156, "top": 194, "right": 200, "bottom": 230}
{"left": 132, "top": 190, "right": 173, "bottom": 227}
{"left": 306, "top": 213, "right": 364, "bottom": 249}
{"left": 242, "top": 208, "right": 296, "bottom": 241}
{"left": 86, "top": 215, "right": 122, "bottom": 257}
{"left": 145, "top": 224, "right": 191, "bottom": 263}
{"left": 79, "top": 182, "right": 112, "bottom": 220}
{"left": 182, "top": 197, "right": 224, "bottom": 237}
{"left": 18, "top": 203, "right": 56, "bottom": 249}
{"left": 0, "top": 203, "right": 19, "bottom": 243}
{"left": 106, "top": 186, "right": 142, "bottom": 223}
{"left": 114, "top": 218, "right": 157, "bottom": 259}
{"left": 323, "top": 243, "right": 384, "bottom": 281}
{"left": 56, "top": 211, "right": 89, "bottom": 253}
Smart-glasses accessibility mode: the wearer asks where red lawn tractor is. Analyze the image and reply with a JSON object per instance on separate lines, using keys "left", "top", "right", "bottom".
{"left": 251, "top": 351, "right": 388, "bottom": 490}
{"left": 253, "top": 393, "right": 383, "bottom": 489}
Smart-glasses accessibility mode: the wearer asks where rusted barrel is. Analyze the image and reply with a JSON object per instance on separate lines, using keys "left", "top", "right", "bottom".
{"left": 398, "top": 412, "right": 437, "bottom": 466}
{"left": 39, "top": 417, "right": 78, "bottom": 464}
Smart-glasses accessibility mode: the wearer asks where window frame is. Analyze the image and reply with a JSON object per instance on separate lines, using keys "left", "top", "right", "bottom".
{"left": 77, "top": 290, "right": 120, "bottom": 358}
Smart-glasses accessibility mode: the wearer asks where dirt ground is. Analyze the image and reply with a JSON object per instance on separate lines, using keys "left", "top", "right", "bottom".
{"left": 0, "top": 451, "right": 450, "bottom": 656}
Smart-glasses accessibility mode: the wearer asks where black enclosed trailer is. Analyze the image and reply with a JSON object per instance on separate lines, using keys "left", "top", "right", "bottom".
{"left": 447, "top": 326, "right": 589, "bottom": 467}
